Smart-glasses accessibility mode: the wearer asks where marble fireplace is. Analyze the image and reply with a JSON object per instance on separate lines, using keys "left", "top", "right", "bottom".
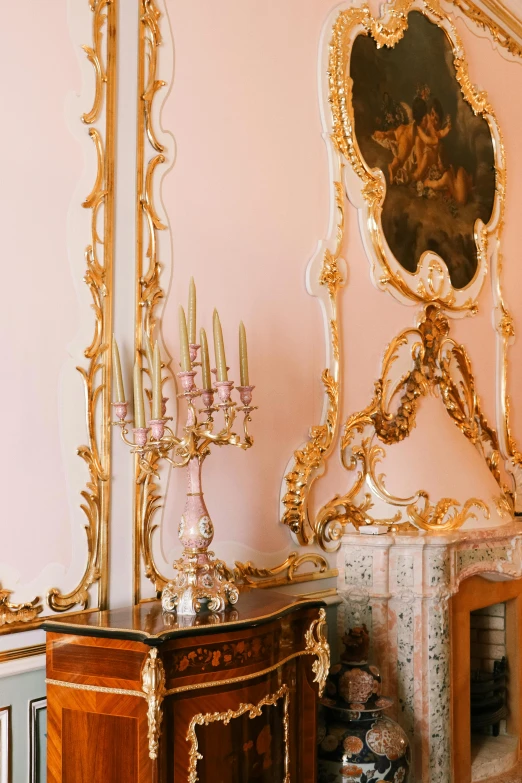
{"left": 337, "top": 522, "right": 522, "bottom": 783}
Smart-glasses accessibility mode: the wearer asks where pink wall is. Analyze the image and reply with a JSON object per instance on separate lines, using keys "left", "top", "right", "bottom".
{"left": 2, "top": 0, "right": 521, "bottom": 619}
{"left": 0, "top": 2, "right": 81, "bottom": 582}
{"left": 160, "top": 0, "right": 338, "bottom": 556}
{"left": 159, "top": 0, "right": 522, "bottom": 556}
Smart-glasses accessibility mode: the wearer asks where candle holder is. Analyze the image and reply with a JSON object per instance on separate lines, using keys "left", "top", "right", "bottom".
{"left": 114, "top": 370, "right": 256, "bottom": 616}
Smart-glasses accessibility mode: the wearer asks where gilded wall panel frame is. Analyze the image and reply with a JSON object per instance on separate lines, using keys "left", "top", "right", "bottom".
{"left": 135, "top": 0, "right": 174, "bottom": 602}
{"left": 1, "top": 0, "right": 117, "bottom": 637}
{"left": 449, "top": 0, "right": 522, "bottom": 60}
{"left": 280, "top": 162, "right": 346, "bottom": 546}
{"left": 47, "top": 0, "right": 117, "bottom": 613}
{"left": 282, "top": 0, "right": 522, "bottom": 547}
{"left": 134, "top": 0, "right": 339, "bottom": 598}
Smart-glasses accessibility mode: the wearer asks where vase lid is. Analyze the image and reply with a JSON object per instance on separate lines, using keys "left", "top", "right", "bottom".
{"left": 320, "top": 694, "right": 394, "bottom": 718}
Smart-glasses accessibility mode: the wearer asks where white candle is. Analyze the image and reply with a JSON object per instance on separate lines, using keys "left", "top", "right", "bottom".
{"left": 188, "top": 277, "right": 197, "bottom": 345}
{"left": 151, "top": 342, "right": 162, "bottom": 420}
{"left": 200, "top": 327, "right": 211, "bottom": 390}
{"left": 213, "top": 309, "right": 228, "bottom": 382}
{"left": 143, "top": 331, "right": 154, "bottom": 372}
{"left": 112, "top": 335, "right": 125, "bottom": 403}
{"left": 133, "top": 362, "right": 146, "bottom": 428}
{"left": 179, "top": 306, "right": 191, "bottom": 372}
{"left": 239, "top": 321, "right": 249, "bottom": 386}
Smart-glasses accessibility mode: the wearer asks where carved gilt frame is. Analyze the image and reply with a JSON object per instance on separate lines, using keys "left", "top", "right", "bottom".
{"left": 328, "top": 0, "right": 503, "bottom": 313}
{"left": 133, "top": 0, "right": 337, "bottom": 599}
{"left": 1, "top": 0, "right": 117, "bottom": 637}
{"left": 135, "top": 0, "right": 172, "bottom": 602}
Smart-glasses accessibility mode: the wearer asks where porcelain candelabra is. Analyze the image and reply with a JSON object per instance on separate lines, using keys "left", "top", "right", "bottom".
{"left": 113, "top": 350, "right": 256, "bottom": 615}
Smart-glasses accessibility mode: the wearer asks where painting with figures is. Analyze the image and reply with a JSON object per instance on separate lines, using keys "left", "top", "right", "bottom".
{"left": 350, "top": 11, "right": 496, "bottom": 290}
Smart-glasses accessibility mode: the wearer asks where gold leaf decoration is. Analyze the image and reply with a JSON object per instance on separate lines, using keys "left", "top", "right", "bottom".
{"left": 304, "top": 608, "right": 331, "bottom": 698}
{"left": 141, "top": 647, "right": 166, "bottom": 761}
{"left": 281, "top": 174, "right": 345, "bottom": 545}
{"left": 136, "top": 0, "right": 170, "bottom": 599}
{"left": 282, "top": 370, "right": 339, "bottom": 544}
{"left": 0, "top": 587, "right": 43, "bottom": 628}
{"left": 314, "top": 305, "right": 509, "bottom": 549}
{"left": 451, "top": 0, "right": 522, "bottom": 60}
{"left": 47, "top": 0, "right": 116, "bottom": 612}
{"left": 231, "top": 552, "right": 334, "bottom": 589}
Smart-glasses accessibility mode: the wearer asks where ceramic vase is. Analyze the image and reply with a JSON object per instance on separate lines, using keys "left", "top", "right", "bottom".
{"left": 317, "top": 626, "right": 410, "bottom": 783}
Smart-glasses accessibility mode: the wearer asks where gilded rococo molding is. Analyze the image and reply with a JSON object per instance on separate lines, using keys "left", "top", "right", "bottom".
{"left": 450, "top": 0, "right": 522, "bottom": 60}
{"left": 47, "top": 0, "right": 116, "bottom": 612}
{"left": 141, "top": 647, "right": 166, "bottom": 761}
{"left": 135, "top": 0, "right": 172, "bottom": 601}
{"left": 315, "top": 305, "right": 514, "bottom": 550}
{"left": 282, "top": 0, "right": 522, "bottom": 547}
{"left": 326, "top": 0, "right": 522, "bottom": 508}
{"left": 136, "top": 1, "right": 339, "bottom": 595}
{"left": 0, "top": 587, "right": 42, "bottom": 627}
{"left": 305, "top": 607, "right": 330, "bottom": 697}
{"left": 281, "top": 172, "right": 345, "bottom": 545}
{"left": 229, "top": 552, "right": 336, "bottom": 589}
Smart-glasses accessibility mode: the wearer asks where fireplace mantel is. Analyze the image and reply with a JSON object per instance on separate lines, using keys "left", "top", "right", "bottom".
{"left": 337, "top": 521, "right": 522, "bottom": 783}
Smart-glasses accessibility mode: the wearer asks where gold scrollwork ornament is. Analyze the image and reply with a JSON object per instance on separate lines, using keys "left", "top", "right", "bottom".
{"left": 305, "top": 608, "right": 330, "bottom": 698}
{"left": 0, "top": 587, "right": 42, "bottom": 627}
{"left": 186, "top": 685, "right": 290, "bottom": 783}
{"left": 47, "top": 0, "right": 116, "bottom": 613}
{"left": 314, "top": 305, "right": 512, "bottom": 549}
{"left": 141, "top": 647, "right": 166, "bottom": 760}
{"left": 281, "top": 170, "right": 345, "bottom": 546}
{"left": 135, "top": 0, "right": 172, "bottom": 599}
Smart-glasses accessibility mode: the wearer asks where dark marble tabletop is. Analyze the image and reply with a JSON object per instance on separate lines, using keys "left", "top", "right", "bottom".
{"left": 42, "top": 589, "right": 326, "bottom": 646}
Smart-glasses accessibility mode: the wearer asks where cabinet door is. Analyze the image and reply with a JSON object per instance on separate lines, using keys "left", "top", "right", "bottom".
{"left": 168, "top": 660, "right": 317, "bottom": 783}
{"left": 47, "top": 685, "right": 152, "bottom": 783}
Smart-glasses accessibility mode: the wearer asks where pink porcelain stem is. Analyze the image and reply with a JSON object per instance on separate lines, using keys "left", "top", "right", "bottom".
{"left": 179, "top": 456, "right": 214, "bottom": 552}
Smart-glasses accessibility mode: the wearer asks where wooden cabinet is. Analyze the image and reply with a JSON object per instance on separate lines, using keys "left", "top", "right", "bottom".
{"left": 43, "top": 591, "right": 329, "bottom": 782}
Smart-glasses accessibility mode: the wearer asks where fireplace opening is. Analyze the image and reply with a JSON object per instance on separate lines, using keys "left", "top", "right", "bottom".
{"left": 469, "top": 603, "right": 518, "bottom": 781}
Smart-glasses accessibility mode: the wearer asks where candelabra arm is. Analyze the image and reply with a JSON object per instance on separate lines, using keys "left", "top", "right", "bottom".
{"left": 199, "top": 406, "right": 236, "bottom": 443}
{"left": 241, "top": 411, "right": 255, "bottom": 449}
{"left": 136, "top": 453, "right": 158, "bottom": 484}
{"left": 117, "top": 424, "right": 136, "bottom": 449}
{"left": 160, "top": 424, "right": 182, "bottom": 445}
{"left": 163, "top": 452, "right": 192, "bottom": 470}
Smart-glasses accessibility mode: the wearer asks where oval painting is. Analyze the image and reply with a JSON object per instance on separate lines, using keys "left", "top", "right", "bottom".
{"left": 350, "top": 11, "right": 496, "bottom": 289}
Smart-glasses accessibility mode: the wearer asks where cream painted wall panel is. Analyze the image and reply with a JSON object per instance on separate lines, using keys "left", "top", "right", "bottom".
{"left": 0, "top": 2, "right": 81, "bottom": 590}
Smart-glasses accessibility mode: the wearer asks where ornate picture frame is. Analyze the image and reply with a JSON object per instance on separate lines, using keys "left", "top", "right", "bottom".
{"left": 327, "top": 0, "right": 504, "bottom": 314}
{"left": 281, "top": 0, "right": 522, "bottom": 548}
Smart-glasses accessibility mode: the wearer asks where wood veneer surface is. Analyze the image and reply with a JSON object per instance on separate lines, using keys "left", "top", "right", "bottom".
{"left": 62, "top": 710, "right": 138, "bottom": 782}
